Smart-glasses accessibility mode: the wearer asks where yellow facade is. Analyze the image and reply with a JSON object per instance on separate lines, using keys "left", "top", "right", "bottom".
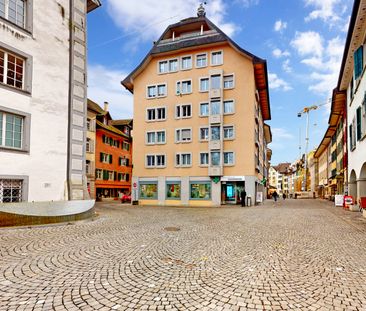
{"left": 123, "top": 15, "right": 271, "bottom": 206}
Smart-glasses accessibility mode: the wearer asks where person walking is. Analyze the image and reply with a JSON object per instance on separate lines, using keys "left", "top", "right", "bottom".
{"left": 240, "top": 189, "right": 247, "bottom": 207}
{"left": 272, "top": 191, "right": 278, "bottom": 202}
{"left": 282, "top": 193, "right": 286, "bottom": 200}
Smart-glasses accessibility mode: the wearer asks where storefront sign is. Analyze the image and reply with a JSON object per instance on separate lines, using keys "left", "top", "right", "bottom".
{"left": 335, "top": 195, "right": 344, "bottom": 207}
{"left": 344, "top": 196, "right": 354, "bottom": 207}
{"left": 221, "top": 176, "right": 245, "bottom": 182}
{"left": 256, "top": 192, "right": 263, "bottom": 203}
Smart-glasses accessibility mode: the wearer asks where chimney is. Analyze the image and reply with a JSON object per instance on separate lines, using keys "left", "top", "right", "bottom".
{"left": 104, "top": 101, "right": 109, "bottom": 112}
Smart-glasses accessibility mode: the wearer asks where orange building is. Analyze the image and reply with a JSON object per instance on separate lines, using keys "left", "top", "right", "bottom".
{"left": 94, "top": 103, "right": 132, "bottom": 199}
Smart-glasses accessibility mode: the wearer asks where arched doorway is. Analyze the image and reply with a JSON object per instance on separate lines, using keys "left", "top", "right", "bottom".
{"left": 359, "top": 163, "right": 366, "bottom": 199}
{"left": 349, "top": 170, "right": 357, "bottom": 201}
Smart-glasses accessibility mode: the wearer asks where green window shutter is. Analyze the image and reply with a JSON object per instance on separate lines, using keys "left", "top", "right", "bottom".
{"left": 103, "top": 170, "right": 108, "bottom": 180}
{"left": 100, "top": 152, "right": 103, "bottom": 162}
{"left": 349, "top": 125, "right": 353, "bottom": 149}
{"left": 354, "top": 46, "right": 363, "bottom": 80}
{"left": 102, "top": 135, "right": 106, "bottom": 143}
{"left": 357, "top": 107, "right": 362, "bottom": 140}
{"left": 109, "top": 155, "right": 113, "bottom": 164}
{"left": 126, "top": 159, "right": 129, "bottom": 166}
{"left": 118, "top": 173, "right": 121, "bottom": 181}
{"left": 126, "top": 174, "right": 130, "bottom": 182}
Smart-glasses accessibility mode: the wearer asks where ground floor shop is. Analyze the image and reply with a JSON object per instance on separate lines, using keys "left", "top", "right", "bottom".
{"left": 96, "top": 186, "right": 130, "bottom": 200}
{"left": 132, "top": 175, "right": 266, "bottom": 206}
{"left": 349, "top": 162, "right": 366, "bottom": 205}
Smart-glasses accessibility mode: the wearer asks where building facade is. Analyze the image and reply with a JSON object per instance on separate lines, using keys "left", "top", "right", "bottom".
{"left": 94, "top": 104, "right": 132, "bottom": 200}
{"left": 0, "top": 0, "right": 100, "bottom": 206}
{"left": 122, "top": 7, "right": 271, "bottom": 206}
{"left": 336, "top": 0, "right": 366, "bottom": 203}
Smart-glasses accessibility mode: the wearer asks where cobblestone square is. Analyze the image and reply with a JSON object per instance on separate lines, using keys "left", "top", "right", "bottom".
{"left": 1, "top": 199, "right": 366, "bottom": 310}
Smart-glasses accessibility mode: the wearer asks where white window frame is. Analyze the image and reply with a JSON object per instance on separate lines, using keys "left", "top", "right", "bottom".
{"left": 175, "top": 103, "right": 192, "bottom": 119}
{"left": 211, "top": 50, "right": 223, "bottom": 66}
{"left": 0, "top": 106, "right": 30, "bottom": 153}
{"left": 0, "top": 0, "right": 28, "bottom": 30}
{"left": 175, "top": 152, "right": 192, "bottom": 167}
{"left": 0, "top": 48, "right": 25, "bottom": 90}
{"left": 176, "top": 79, "right": 192, "bottom": 95}
{"left": 145, "top": 154, "right": 166, "bottom": 168}
{"left": 157, "top": 60, "right": 169, "bottom": 74}
{"left": 223, "top": 73, "right": 235, "bottom": 89}
{"left": 145, "top": 106, "right": 167, "bottom": 122}
{"left": 223, "top": 151, "right": 235, "bottom": 166}
{"left": 108, "top": 171, "right": 114, "bottom": 181}
{"left": 199, "top": 102, "right": 209, "bottom": 117}
{"left": 195, "top": 53, "right": 208, "bottom": 68}
{"left": 223, "top": 99, "right": 235, "bottom": 115}
{"left": 199, "top": 126, "right": 209, "bottom": 141}
{"left": 168, "top": 59, "right": 179, "bottom": 73}
{"left": 180, "top": 55, "right": 192, "bottom": 70}
{"left": 146, "top": 83, "right": 167, "bottom": 99}
{"left": 223, "top": 125, "right": 235, "bottom": 140}
{"left": 199, "top": 77, "right": 209, "bottom": 92}
{"left": 96, "top": 169, "right": 102, "bottom": 180}
{"left": 175, "top": 128, "right": 192, "bottom": 143}
{"left": 146, "top": 130, "right": 166, "bottom": 145}
{"left": 199, "top": 152, "right": 209, "bottom": 167}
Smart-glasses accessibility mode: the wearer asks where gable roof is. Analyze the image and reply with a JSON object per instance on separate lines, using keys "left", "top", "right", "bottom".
{"left": 87, "top": 99, "right": 104, "bottom": 114}
{"left": 121, "top": 15, "right": 271, "bottom": 121}
{"left": 87, "top": 0, "right": 101, "bottom": 13}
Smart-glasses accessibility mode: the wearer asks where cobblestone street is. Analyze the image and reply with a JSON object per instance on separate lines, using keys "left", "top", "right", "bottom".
{"left": 1, "top": 199, "right": 366, "bottom": 310}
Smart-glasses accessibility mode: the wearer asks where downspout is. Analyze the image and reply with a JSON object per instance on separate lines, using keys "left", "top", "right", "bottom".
{"left": 66, "top": 0, "right": 74, "bottom": 200}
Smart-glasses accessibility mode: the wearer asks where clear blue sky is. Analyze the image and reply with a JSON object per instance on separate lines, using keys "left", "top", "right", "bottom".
{"left": 87, "top": 0, "right": 353, "bottom": 165}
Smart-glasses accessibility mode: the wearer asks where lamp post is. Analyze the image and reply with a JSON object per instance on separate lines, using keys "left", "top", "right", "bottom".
{"left": 297, "top": 105, "right": 318, "bottom": 192}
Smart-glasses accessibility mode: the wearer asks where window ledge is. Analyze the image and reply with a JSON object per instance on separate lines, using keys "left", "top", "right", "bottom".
{"left": 0, "top": 17, "right": 32, "bottom": 37}
{"left": 0, "top": 82, "right": 31, "bottom": 96}
{"left": 0, "top": 146, "right": 29, "bottom": 154}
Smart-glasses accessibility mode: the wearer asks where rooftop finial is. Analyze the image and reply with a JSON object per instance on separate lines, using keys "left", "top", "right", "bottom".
{"left": 197, "top": 2, "right": 206, "bottom": 17}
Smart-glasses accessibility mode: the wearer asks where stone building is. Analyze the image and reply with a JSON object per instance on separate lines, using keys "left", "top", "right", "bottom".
{"left": 0, "top": 1, "right": 100, "bottom": 217}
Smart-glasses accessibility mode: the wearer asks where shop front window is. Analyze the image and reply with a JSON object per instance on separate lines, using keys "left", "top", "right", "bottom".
{"left": 190, "top": 182, "right": 211, "bottom": 200}
{"left": 166, "top": 182, "right": 181, "bottom": 199}
{"left": 139, "top": 183, "right": 158, "bottom": 199}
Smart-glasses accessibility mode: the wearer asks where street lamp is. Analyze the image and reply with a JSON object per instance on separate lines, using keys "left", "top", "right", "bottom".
{"left": 297, "top": 105, "right": 319, "bottom": 192}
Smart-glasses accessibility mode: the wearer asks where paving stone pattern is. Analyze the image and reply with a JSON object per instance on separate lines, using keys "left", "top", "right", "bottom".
{"left": 1, "top": 199, "right": 366, "bottom": 310}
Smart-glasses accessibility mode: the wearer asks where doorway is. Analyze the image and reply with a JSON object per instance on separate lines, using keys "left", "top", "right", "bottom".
{"left": 222, "top": 181, "right": 244, "bottom": 204}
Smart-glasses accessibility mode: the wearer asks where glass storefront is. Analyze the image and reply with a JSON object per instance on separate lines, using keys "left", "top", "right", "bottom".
{"left": 166, "top": 182, "right": 181, "bottom": 199}
{"left": 139, "top": 183, "right": 158, "bottom": 199}
{"left": 190, "top": 182, "right": 211, "bottom": 200}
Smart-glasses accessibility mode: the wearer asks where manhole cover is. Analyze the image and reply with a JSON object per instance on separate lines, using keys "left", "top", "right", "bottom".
{"left": 164, "top": 227, "right": 180, "bottom": 232}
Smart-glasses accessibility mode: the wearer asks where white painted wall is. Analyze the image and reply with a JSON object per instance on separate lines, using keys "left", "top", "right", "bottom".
{"left": 0, "top": 0, "right": 70, "bottom": 202}
{"left": 347, "top": 70, "right": 366, "bottom": 183}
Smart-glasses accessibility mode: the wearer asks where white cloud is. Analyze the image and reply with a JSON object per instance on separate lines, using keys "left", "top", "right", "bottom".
{"left": 88, "top": 64, "right": 133, "bottom": 119}
{"left": 272, "top": 48, "right": 290, "bottom": 58}
{"left": 274, "top": 20, "right": 287, "bottom": 32}
{"left": 236, "top": 0, "right": 260, "bottom": 8}
{"left": 292, "top": 33, "right": 344, "bottom": 94}
{"left": 291, "top": 31, "right": 324, "bottom": 57}
{"left": 268, "top": 73, "right": 292, "bottom": 91}
{"left": 107, "top": 0, "right": 238, "bottom": 41}
{"left": 270, "top": 128, "right": 295, "bottom": 151}
{"left": 272, "top": 128, "right": 295, "bottom": 140}
{"left": 282, "top": 59, "right": 292, "bottom": 73}
{"left": 304, "top": 0, "right": 342, "bottom": 25}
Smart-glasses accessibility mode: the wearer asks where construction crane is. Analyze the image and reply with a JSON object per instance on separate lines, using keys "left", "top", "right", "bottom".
{"left": 297, "top": 99, "right": 330, "bottom": 191}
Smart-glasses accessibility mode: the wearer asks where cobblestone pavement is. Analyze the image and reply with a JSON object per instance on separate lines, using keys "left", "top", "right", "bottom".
{"left": 1, "top": 199, "right": 366, "bottom": 311}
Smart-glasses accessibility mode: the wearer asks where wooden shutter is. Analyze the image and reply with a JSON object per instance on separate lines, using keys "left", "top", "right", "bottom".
{"left": 109, "top": 155, "right": 113, "bottom": 164}
{"left": 126, "top": 174, "right": 130, "bottom": 182}
{"left": 354, "top": 46, "right": 363, "bottom": 80}
{"left": 100, "top": 152, "right": 103, "bottom": 162}
{"left": 126, "top": 159, "right": 129, "bottom": 166}
{"left": 103, "top": 170, "right": 108, "bottom": 180}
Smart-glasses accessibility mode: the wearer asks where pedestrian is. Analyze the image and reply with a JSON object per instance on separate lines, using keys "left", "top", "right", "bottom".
{"left": 240, "top": 188, "right": 246, "bottom": 207}
{"left": 282, "top": 193, "right": 286, "bottom": 200}
{"left": 273, "top": 191, "right": 278, "bottom": 202}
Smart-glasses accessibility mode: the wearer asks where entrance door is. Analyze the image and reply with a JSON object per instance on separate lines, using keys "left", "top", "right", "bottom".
{"left": 226, "top": 183, "right": 236, "bottom": 204}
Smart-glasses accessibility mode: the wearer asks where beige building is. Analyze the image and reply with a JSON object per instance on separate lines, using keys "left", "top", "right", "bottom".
{"left": 122, "top": 6, "right": 271, "bottom": 206}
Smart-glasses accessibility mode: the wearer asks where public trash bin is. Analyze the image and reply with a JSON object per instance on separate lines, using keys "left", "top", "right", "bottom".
{"left": 247, "top": 196, "right": 252, "bottom": 206}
